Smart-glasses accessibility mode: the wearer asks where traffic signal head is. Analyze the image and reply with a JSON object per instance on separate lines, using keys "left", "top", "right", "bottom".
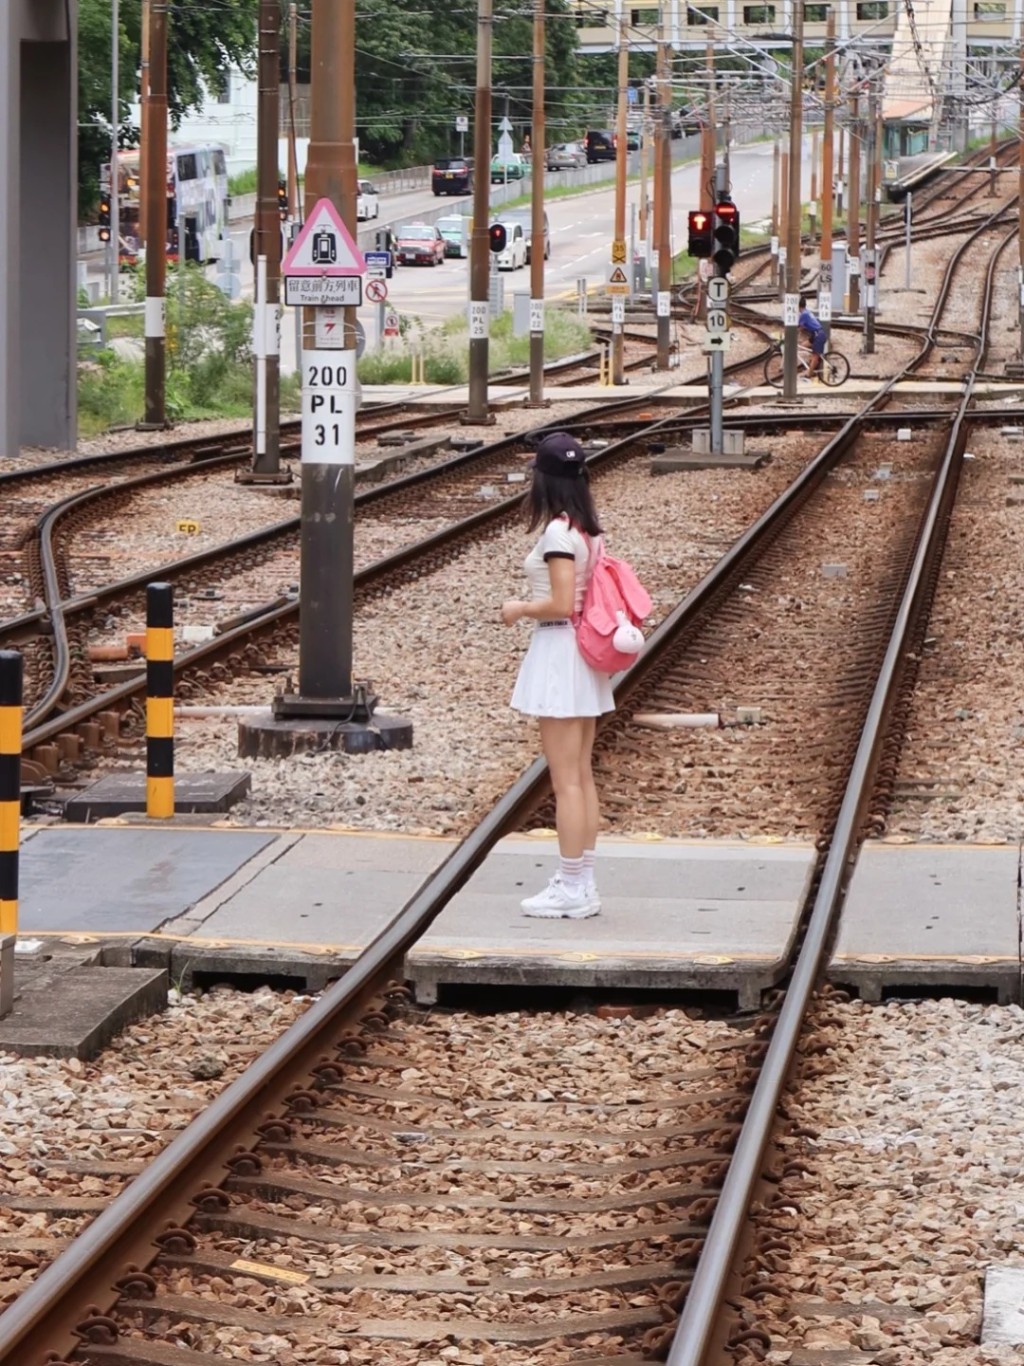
{"left": 488, "top": 223, "right": 507, "bottom": 253}
{"left": 713, "top": 200, "right": 740, "bottom": 273}
{"left": 278, "top": 179, "right": 289, "bottom": 221}
{"left": 687, "top": 209, "right": 713, "bottom": 258}
{"left": 98, "top": 194, "right": 112, "bottom": 243}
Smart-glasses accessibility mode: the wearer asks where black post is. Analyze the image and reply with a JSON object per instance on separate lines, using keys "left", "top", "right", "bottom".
{"left": 145, "top": 583, "right": 174, "bottom": 819}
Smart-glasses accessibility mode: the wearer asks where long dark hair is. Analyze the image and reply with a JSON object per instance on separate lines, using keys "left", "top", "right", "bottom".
{"left": 525, "top": 466, "right": 603, "bottom": 535}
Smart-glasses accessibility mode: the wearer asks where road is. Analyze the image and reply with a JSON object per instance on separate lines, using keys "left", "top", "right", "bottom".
{"left": 96, "top": 139, "right": 811, "bottom": 377}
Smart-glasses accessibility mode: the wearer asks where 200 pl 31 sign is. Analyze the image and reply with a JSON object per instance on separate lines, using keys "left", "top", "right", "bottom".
{"left": 301, "top": 350, "right": 357, "bottom": 465}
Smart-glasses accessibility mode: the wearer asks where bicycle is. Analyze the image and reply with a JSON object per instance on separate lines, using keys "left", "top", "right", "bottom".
{"left": 763, "top": 339, "right": 850, "bottom": 388}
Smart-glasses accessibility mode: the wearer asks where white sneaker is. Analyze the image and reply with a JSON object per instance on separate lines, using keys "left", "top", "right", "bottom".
{"left": 586, "top": 882, "right": 601, "bottom": 911}
{"left": 521, "top": 876, "right": 600, "bottom": 919}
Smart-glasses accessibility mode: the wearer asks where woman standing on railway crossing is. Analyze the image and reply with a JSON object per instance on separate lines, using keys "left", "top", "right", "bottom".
{"left": 500, "top": 432, "right": 614, "bottom": 919}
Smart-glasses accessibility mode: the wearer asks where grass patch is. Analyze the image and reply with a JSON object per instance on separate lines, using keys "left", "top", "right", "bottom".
{"left": 229, "top": 164, "right": 382, "bottom": 199}
{"left": 356, "top": 305, "right": 593, "bottom": 386}
{"left": 78, "top": 268, "right": 260, "bottom": 437}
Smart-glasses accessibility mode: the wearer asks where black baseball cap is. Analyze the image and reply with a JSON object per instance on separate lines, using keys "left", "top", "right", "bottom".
{"left": 531, "top": 431, "right": 587, "bottom": 478}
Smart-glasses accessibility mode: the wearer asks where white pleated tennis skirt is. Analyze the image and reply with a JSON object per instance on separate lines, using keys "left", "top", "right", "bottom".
{"left": 510, "top": 621, "right": 615, "bottom": 719}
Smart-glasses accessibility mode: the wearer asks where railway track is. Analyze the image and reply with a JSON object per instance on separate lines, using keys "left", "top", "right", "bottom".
{"left": 0, "top": 174, "right": 1009, "bottom": 1366}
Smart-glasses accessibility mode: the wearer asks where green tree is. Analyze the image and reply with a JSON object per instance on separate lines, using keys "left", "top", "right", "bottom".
{"left": 289, "top": 0, "right": 585, "bottom": 167}
{"left": 78, "top": 0, "right": 259, "bottom": 217}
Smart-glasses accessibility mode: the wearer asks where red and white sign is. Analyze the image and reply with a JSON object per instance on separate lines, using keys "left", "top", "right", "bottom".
{"left": 366, "top": 278, "right": 388, "bottom": 304}
{"left": 282, "top": 198, "right": 365, "bottom": 276}
{"left": 282, "top": 198, "right": 366, "bottom": 307}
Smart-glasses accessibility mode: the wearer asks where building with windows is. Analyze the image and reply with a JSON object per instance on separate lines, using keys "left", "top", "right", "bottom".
{"left": 573, "top": 0, "right": 1018, "bottom": 51}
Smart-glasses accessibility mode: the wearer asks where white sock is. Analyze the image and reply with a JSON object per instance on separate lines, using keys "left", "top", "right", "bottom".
{"left": 583, "top": 849, "right": 596, "bottom": 886}
{"left": 559, "top": 854, "right": 585, "bottom": 892}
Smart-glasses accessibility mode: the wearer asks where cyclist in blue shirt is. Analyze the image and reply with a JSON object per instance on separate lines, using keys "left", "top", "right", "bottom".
{"left": 798, "top": 298, "right": 826, "bottom": 379}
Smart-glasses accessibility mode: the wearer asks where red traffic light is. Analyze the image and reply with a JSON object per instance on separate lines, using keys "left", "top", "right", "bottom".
{"left": 488, "top": 223, "right": 507, "bottom": 253}
{"left": 714, "top": 201, "right": 738, "bottom": 225}
{"left": 687, "top": 209, "right": 713, "bottom": 258}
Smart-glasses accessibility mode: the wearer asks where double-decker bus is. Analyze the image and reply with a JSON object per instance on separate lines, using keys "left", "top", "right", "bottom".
{"left": 116, "top": 142, "right": 230, "bottom": 265}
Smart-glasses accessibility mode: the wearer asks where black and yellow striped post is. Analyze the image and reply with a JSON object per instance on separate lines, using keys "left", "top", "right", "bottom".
{"left": 0, "top": 651, "right": 22, "bottom": 942}
{"left": 146, "top": 582, "right": 175, "bottom": 819}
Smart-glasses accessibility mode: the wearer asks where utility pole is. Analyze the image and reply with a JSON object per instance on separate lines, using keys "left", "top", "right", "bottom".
{"left": 779, "top": 146, "right": 789, "bottom": 301}
{"left": 611, "top": 11, "right": 629, "bottom": 384}
{"left": 819, "top": 10, "right": 835, "bottom": 339}
{"left": 700, "top": 44, "right": 715, "bottom": 212}
{"left": 110, "top": 0, "right": 119, "bottom": 304}
{"left": 528, "top": 0, "right": 545, "bottom": 404}
{"left": 141, "top": 0, "right": 168, "bottom": 429}
{"left": 837, "top": 122, "right": 845, "bottom": 215}
{"left": 809, "top": 127, "right": 818, "bottom": 249}
{"left": 248, "top": 0, "right": 283, "bottom": 477}
{"left": 655, "top": 29, "right": 672, "bottom": 369}
{"left": 847, "top": 92, "right": 861, "bottom": 313}
{"left": 287, "top": 0, "right": 361, "bottom": 708}
{"left": 990, "top": 106, "right": 997, "bottom": 196}
{"left": 639, "top": 77, "right": 650, "bottom": 287}
{"left": 782, "top": 6, "right": 803, "bottom": 400}
{"left": 288, "top": 4, "right": 299, "bottom": 227}
{"left": 1019, "top": 39, "right": 1024, "bottom": 357}
{"left": 863, "top": 84, "right": 878, "bottom": 352}
{"left": 139, "top": 0, "right": 150, "bottom": 244}
{"left": 467, "top": 0, "right": 493, "bottom": 422}
{"left": 723, "top": 82, "right": 732, "bottom": 184}
{"left": 771, "top": 137, "right": 780, "bottom": 287}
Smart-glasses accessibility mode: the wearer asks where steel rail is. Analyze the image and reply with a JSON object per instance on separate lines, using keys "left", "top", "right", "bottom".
{"left": 664, "top": 182, "right": 1005, "bottom": 1366}
{"left": 20, "top": 453, "right": 244, "bottom": 732}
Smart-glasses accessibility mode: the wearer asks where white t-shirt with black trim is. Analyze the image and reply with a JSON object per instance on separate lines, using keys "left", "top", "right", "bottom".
{"left": 522, "top": 516, "right": 601, "bottom": 615}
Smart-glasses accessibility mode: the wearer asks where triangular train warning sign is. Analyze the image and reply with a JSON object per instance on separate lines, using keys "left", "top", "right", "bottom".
{"left": 282, "top": 198, "right": 366, "bottom": 277}
{"left": 608, "top": 266, "right": 628, "bottom": 285}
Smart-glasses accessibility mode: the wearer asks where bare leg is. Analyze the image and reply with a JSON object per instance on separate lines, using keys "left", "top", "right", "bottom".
{"left": 538, "top": 716, "right": 588, "bottom": 859}
{"left": 580, "top": 716, "right": 599, "bottom": 851}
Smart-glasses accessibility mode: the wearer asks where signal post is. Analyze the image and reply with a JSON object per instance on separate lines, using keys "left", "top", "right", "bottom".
{"left": 687, "top": 166, "right": 740, "bottom": 457}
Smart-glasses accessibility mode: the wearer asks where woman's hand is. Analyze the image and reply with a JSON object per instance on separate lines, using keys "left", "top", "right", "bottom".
{"left": 500, "top": 599, "right": 527, "bottom": 626}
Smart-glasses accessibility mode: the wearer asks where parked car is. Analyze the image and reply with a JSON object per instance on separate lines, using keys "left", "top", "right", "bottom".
{"left": 356, "top": 178, "right": 379, "bottom": 221}
{"left": 494, "top": 207, "right": 549, "bottom": 263}
{"left": 436, "top": 214, "right": 469, "bottom": 258}
{"left": 584, "top": 129, "right": 616, "bottom": 163}
{"left": 546, "top": 141, "right": 586, "bottom": 171}
{"left": 493, "top": 221, "right": 527, "bottom": 271}
{"left": 432, "top": 157, "right": 473, "bottom": 196}
{"left": 394, "top": 223, "right": 446, "bottom": 266}
{"left": 491, "top": 153, "right": 526, "bottom": 183}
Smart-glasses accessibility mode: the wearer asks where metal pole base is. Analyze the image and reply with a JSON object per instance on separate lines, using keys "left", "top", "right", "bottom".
{"left": 240, "top": 691, "right": 414, "bottom": 758}
{"left": 459, "top": 412, "right": 497, "bottom": 427}
{"left": 135, "top": 420, "right": 173, "bottom": 432}
{"left": 273, "top": 684, "right": 379, "bottom": 722}
{"left": 522, "top": 399, "right": 551, "bottom": 409}
{"left": 235, "top": 469, "right": 295, "bottom": 486}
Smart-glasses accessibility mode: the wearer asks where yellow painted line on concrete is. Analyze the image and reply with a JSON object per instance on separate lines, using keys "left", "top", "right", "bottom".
{"left": 23, "top": 930, "right": 363, "bottom": 954}
{"left": 78, "top": 822, "right": 461, "bottom": 843}
{"left": 24, "top": 929, "right": 769, "bottom": 964}
{"left": 832, "top": 953, "right": 1015, "bottom": 965}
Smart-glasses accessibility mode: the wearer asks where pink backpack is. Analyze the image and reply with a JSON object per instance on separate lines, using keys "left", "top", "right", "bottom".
{"left": 574, "top": 537, "right": 653, "bottom": 673}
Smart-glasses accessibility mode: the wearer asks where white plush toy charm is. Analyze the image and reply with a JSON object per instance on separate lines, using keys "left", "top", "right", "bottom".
{"left": 611, "top": 610, "right": 644, "bottom": 655}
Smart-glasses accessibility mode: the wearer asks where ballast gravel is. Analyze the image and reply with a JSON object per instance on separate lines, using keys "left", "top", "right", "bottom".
{"left": 754, "top": 996, "right": 1024, "bottom": 1366}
